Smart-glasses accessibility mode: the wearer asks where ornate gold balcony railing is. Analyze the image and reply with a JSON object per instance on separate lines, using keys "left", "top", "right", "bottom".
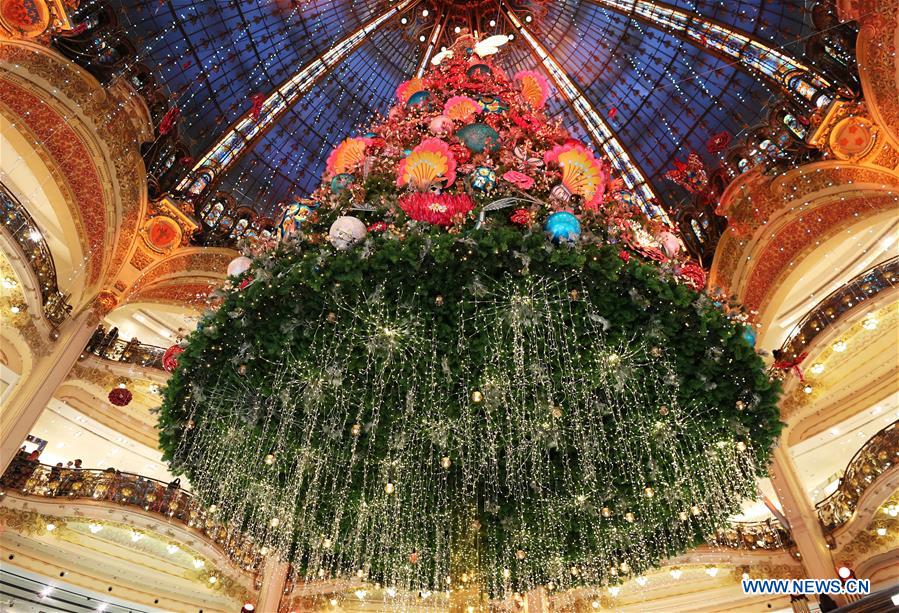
{"left": 83, "top": 325, "right": 168, "bottom": 370}
{"left": 0, "top": 181, "right": 72, "bottom": 326}
{"left": 775, "top": 256, "right": 899, "bottom": 364}
{"left": 816, "top": 420, "right": 899, "bottom": 533}
{"left": 0, "top": 459, "right": 262, "bottom": 573}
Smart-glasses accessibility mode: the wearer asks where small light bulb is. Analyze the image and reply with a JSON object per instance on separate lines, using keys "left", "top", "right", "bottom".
{"left": 46, "top": 522, "right": 56, "bottom": 532}
{"left": 803, "top": 385, "right": 813, "bottom": 394}
{"left": 670, "top": 569, "right": 682, "bottom": 579}
{"left": 832, "top": 340, "right": 847, "bottom": 352}
{"left": 810, "top": 363, "right": 824, "bottom": 374}
{"left": 863, "top": 318, "right": 878, "bottom": 330}
{"left": 385, "top": 482, "right": 395, "bottom": 494}
{"left": 421, "top": 8, "right": 428, "bottom": 16}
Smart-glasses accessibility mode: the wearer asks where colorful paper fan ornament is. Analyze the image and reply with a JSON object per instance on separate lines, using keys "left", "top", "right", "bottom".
{"left": 395, "top": 78, "right": 424, "bottom": 104}
{"left": 396, "top": 138, "right": 457, "bottom": 190}
{"left": 325, "top": 137, "right": 371, "bottom": 177}
{"left": 664, "top": 153, "right": 708, "bottom": 194}
{"left": 443, "top": 96, "right": 482, "bottom": 122}
{"left": 278, "top": 199, "right": 318, "bottom": 239}
{"left": 515, "top": 70, "right": 550, "bottom": 109}
{"left": 544, "top": 143, "right": 607, "bottom": 209}
{"left": 398, "top": 192, "right": 474, "bottom": 226}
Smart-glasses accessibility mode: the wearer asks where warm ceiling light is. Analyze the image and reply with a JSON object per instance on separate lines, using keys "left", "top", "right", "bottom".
{"left": 705, "top": 566, "right": 719, "bottom": 577}
{"left": 45, "top": 523, "right": 56, "bottom": 532}
{"left": 810, "top": 363, "right": 825, "bottom": 374}
{"left": 88, "top": 523, "right": 102, "bottom": 534}
{"left": 489, "top": 19, "right": 496, "bottom": 27}
{"left": 876, "top": 527, "right": 887, "bottom": 536}
{"left": 863, "top": 318, "right": 878, "bottom": 330}
{"left": 419, "top": 35, "right": 426, "bottom": 42}
{"left": 208, "top": 576, "right": 218, "bottom": 584}
{"left": 832, "top": 340, "right": 847, "bottom": 352}
{"left": 167, "top": 544, "right": 179, "bottom": 554}
{"left": 400, "top": 17, "right": 407, "bottom": 24}
{"left": 669, "top": 568, "right": 682, "bottom": 579}
{"left": 193, "top": 558, "right": 205, "bottom": 568}
{"left": 454, "top": 26, "right": 461, "bottom": 33}
{"left": 525, "top": 15, "right": 533, "bottom": 22}
{"left": 28, "top": 229, "right": 42, "bottom": 242}
{"left": 608, "top": 586, "right": 620, "bottom": 596}
{"left": 421, "top": 9, "right": 428, "bottom": 16}
{"left": 635, "top": 576, "right": 648, "bottom": 586}
{"left": 803, "top": 385, "right": 813, "bottom": 394}
{"left": 837, "top": 566, "right": 852, "bottom": 579}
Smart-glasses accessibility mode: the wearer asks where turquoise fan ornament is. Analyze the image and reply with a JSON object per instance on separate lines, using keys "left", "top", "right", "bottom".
{"left": 456, "top": 122, "right": 501, "bottom": 154}
{"left": 330, "top": 173, "right": 354, "bottom": 194}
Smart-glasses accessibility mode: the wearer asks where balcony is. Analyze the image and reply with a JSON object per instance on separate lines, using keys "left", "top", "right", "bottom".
{"left": 0, "top": 181, "right": 72, "bottom": 326}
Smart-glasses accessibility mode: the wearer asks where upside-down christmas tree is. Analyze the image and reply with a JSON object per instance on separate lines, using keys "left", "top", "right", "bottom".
{"left": 160, "top": 34, "right": 780, "bottom": 604}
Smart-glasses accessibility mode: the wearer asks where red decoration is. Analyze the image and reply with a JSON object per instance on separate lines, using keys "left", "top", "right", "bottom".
{"left": 664, "top": 153, "right": 708, "bottom": 194}
{"left": 162, "top": 345, "right": 184, "bottom": 372}
{"left": 238, "top": 276, "right": 254, "bottom": 290}
{"left": 502, "top": 171, "right": 534, "bottom": 190}
{"left": 158, "top": 106, "right": 180, "bottom": 136}
{"left": 677, "top": 260, "right": 706, "bottom": 290}
{"left": 510, "top": 209, "right": 534, "bottom": 226}
{"left": 367, "top": 221, "right": 389, "bottom": 233}
{"left": 618, "top": 249, "right": 630, "bottom": 263}
{"left": 608, "top": 107, "right": 618, "bottom": 119}
{"left": 398, "top": 193, "right": 474, "bottom": 227}
{"left": 773, "top": 352, "right": 808, "bottom": 382}
{"left": 706, "top": 131, "right": 732, "bottom": 154}
{"left": 249, "top": 93, "right": 266, "bottom": 121}
{"left": 108, "top": 387, "right": 133, "bottom": 407}
{"left": 60, "top": 22, "right": 88, "bottom": 36}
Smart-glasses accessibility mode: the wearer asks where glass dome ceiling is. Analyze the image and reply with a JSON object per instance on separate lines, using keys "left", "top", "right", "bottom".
{"left": 115, "top": 0, "right": 816, "bottom": 214}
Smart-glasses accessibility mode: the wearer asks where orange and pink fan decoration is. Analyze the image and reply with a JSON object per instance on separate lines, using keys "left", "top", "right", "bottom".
{"left": 396, "top": 138, "right": 457, "bottom": 190}
{"left": 514, "top": 70, "right": 550, "bottom": 109}
{"left": 325, "top": 137, "right": 371, "bottom": 177}
{"left": 544, "top": 143, "right": 607, "bottom": 209}
{"left": 443, "top": 96, "right": 482, "bottom": 122}
{"left": 396, "top": 78, "right": 425, "bottom": 104}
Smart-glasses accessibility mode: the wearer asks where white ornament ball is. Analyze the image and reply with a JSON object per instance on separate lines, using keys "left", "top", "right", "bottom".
{"left": 227, "top": 256, "right": 252, "bottom": 277}
{"left": 328, "top": 216, "right": 367, "bottom": 250}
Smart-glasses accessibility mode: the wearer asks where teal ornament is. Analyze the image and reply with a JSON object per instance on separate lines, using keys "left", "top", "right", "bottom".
{"left": 478, "top": 95, "right": 508, "bottom": 114}
{"left": 470, "top": 166, "right": 497, "bottom": 192}
{"left": 407, "top": 90, "right": 430, "bottom": 107}
{"left": 544, "top": 211, "right": 581, "bottom": 244}
{"left": 330, "top": 173, "right": 354, "bottom": 194}
{"left": 742, "top": 326, "right": 757, "bottom": 348}
{"left": 456, "top": 123, "right": 501, "bottom": 154}
{"left": 467, "top": 64, "right": 492, "bottom": 79}
{"left": 363, "top": 132, "right": 377, "bottom": 138}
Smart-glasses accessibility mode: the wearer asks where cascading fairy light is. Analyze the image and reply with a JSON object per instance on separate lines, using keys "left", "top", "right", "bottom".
{"left": 169, "top": 273, "right": 765, "bottom": 598}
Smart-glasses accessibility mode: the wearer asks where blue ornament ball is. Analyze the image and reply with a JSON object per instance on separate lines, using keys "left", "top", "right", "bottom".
{"left": 742, "top": 326, "right": 757, "bottom": 347}
{"left": 544, "top": 211, "right": 581, "bottom": 244}
{"left": 456, "top": 123, "right": 501, "bottom": 154}
{"left": 330, "top": 173, "right": 354, "bottom": 194}
{"left": 407, "top": 90, "right": 431, "bottom": 107}
{"left": 470, "top": 166, "right": 497, "bottom": 192}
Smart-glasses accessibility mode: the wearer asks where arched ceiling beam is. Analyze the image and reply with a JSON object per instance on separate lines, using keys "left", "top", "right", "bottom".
{"left": 177, "top": 0, "right": 418, "bottom": 198}
{"left": 502, "top": 8, "right": 669, "bottom": 223}
{"left": 417, "top": 12, "right": 449, "bottom": 78}
{"left": 582, "top": 0, "right": 834, "bottom": 107}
